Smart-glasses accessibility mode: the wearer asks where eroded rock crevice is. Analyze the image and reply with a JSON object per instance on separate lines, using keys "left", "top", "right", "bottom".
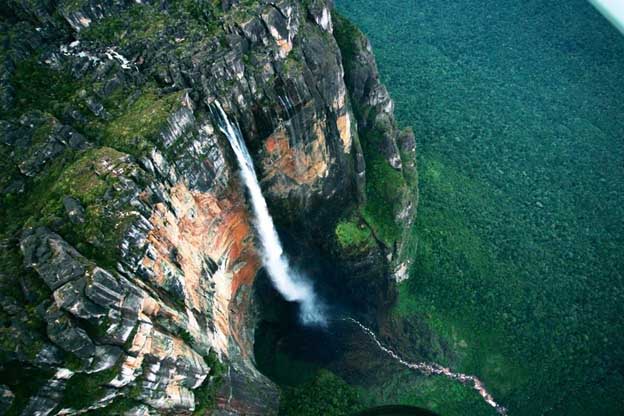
{"left": 0, "top": 0, "right": 416, "bottom": 414}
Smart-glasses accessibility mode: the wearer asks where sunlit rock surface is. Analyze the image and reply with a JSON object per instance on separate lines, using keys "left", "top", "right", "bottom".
{"left": 0, "top": 0, "right": 415, "bottom": 414}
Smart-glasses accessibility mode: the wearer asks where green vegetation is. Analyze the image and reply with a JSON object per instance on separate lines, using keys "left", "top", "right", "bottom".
{"left": 178, "top": 328, "right": 194, "bottom": 345}
{"left": 1, "top": 55, "right": 138, "bottom": 233}
{"left": 279, "top": 370, "right": 364, "bottom": 416}
{"left": 54, "top": 148, "right": 121, "bottom": 203}
{"left": 365, "top": 372, "right": 495, "bottom": 416}
{"left": 258, "top": 346, "right": 320, "bottom": 387}
{"left": 78, "top": 6, "right": 167, "bottom": 45}
{"left": 85, "top": 396, "right": 142, "bottom": 415}
{"left": 2, "top": 60, "right": 181, "bottom": 266}
{"left": 58, "top": 0, "right": 90, "bottom": 15}
{"left": 192, "top": 350, "right": 226, "bottom": 416}
{"left": 78, "top": 0, "right": 227, "bottom": 47}
{"left": 282, "top": 50, "right": 306, "bottom": 74}
{"left": 358, "top": 135, "right": 408, "bottom": 247}
{"left": 332, "top": 13, "right": 362, "bottom": 75}
{"left": 6, "top": 58, "right": 82, "bottom": 118}
{"left": 333, "top": 15, "right": 413, "bottom": 248}
{"left": 58, "top": 367, "right": 118, "bottom": 410}
{"left": 335, "top": 216, "right": 375, "bottom": 253}
{"left": 29, "top": 147, "right": 141, "bottom": 268}
{"left": 338, "top": 0, "right": 624, "bottom": 414}
{"left": 1, "top": 147, "right": 69, "bottom": 233}
{"left": 254, "top": 320, "right": 321, "bottom": 387}
{"left": 63, "top": 352, "right": 86, "bottom": 372}
{"left": 1, "top": 363, "right": 55, "bottom": 416}
{"left": 0, "top": 224, "right": 51, "bottom": 379}
{"left": 0, "top": 2, "right": 241, "bottom": 415}
{"left": 99, "top": 88, "right": 182, "bottom": 156}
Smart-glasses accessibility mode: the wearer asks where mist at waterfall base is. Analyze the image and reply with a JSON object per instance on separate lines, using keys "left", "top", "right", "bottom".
{"left": 213, "top": 102, "right": 327, "bottom": 326}
{"left": 212, "top": 103, "right": 507, "bottom": 413}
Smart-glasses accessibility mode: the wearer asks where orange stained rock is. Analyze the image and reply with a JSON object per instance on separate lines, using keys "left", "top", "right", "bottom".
{"left": 141, "top": 297, "right": 161, "bottom": 316}
{"left": 139, "top": 181, "right": 260, "bottom": 358}
{"left": 336, "top": 112, "right": 352, "bottom": 153}
{"left": 262, "top": 123, "right": 328, "bottom": 190}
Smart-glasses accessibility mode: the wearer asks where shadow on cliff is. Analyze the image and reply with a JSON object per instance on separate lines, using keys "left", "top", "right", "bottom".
{"left": 253, "top": 258, "right": 399, "bottom": 389}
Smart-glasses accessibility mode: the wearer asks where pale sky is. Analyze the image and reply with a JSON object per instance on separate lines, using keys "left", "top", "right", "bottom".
{"left": 589, "top": 0, "right": 624, "bottom": 34}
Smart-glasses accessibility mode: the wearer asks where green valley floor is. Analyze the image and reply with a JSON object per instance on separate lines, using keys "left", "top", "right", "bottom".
{"left": 336, "top": 0, "right": 624, "bottom": 414}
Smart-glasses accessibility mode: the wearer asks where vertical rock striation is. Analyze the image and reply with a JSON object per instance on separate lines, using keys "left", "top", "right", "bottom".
{"left": 0, "top": 0, "right": 416, "bottom": 414}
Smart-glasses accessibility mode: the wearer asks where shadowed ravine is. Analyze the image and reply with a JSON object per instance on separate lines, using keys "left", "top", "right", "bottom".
{"left": 214, "top": 103, "right": 506, "bottom": 413}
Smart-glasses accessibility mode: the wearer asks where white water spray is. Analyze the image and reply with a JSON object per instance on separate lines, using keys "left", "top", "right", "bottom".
{"left": 345, "top": 318, "right": 507, "bottom": 415}
{"left": 213, "top": 101, "right": 327, "bottom": 326}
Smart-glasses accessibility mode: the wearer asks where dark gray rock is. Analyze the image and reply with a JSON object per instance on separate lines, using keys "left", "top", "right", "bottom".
{"left": 1, "top": 1, "right": 415, "bottom": 414}
{"left": 34, "top": 344, "right": 65, "bottom": 366}
{"left": 85, "top": 96, "right": 109, "bottom": 118}
{"left": 63, "top": 196, "right": 86, "bottom": 224}
{"left": 53, "top": 277, "right": 107, "bottom": 320}
{"left": 46, "top": 304, "right": 96, "bottom": 360}
{"left": 0, "top": 385, "right": 14, "bottom": 415}
{"left": 21, "top": 227, "right": 88, "bottom": 291}
{"left": 90, "top": 345, "right": 123, "bottom": 372}
{"left": 19, "top": 368, "right": 74, "bottom": 416}
{"left": 4, "top": 112, "right": 87, "bottom": 177}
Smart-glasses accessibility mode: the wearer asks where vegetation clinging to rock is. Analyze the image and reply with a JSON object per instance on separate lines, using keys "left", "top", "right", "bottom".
{"left": 335, "top": 216, "right": 375, "bottom": 253}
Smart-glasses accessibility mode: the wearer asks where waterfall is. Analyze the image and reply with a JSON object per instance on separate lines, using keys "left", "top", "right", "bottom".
{"left": 344, "top": 318, "right": 508, "bottom": 415}
{"left": 212, "top": 102, "right": 502, "bottom": 409}
{"left": 213, "top": 101, "right": 326, "bottom": 326}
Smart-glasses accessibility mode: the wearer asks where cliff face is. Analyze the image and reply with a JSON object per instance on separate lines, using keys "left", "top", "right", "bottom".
{"left": 0, "top": 0, "right": 415, "bottom": 415}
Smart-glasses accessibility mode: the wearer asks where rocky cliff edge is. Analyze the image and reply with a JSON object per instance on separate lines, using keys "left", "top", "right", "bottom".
{"left": 0, "top": 0, "right": 416, "bottom": 414}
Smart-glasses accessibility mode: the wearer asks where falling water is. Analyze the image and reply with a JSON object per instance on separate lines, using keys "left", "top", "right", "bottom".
{"left": 344, "top": 318, "right": 508, "bottom": 415}
{"left": 213, "top": 101, "right": 327, "bottom": 326}
{"left": 213, "top": 101, "right": 502, "bottom": 409}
